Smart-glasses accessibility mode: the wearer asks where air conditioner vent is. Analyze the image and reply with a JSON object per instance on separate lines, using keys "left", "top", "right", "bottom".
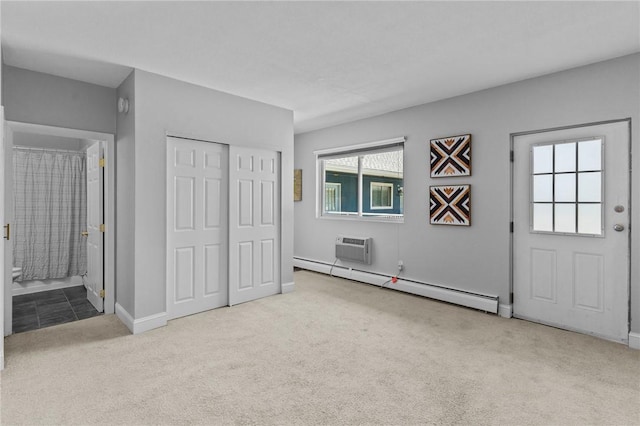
{"left": 335, "top": 235, "right": 372, "bottom": 264}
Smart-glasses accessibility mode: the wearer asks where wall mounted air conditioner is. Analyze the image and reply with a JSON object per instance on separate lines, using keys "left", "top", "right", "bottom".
{"left": 335, "top": 236, "right": 372, "bottom": 265}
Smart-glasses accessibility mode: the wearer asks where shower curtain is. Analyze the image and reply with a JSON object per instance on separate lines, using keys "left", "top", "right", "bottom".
{"left": 13, "top": 148, "right": 87, "bottom": 281}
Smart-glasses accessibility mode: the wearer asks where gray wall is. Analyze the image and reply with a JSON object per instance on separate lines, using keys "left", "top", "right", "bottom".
{"left": 2, "top": 65, "right": 116, "bottom": 134}
{"left": 294, "top": 54, "right": 640, "bottom": 333}
{"left": 129, "top": 70, "right": 294, "bottom": 319}
{"left": 116, "top": 71, "right": 136, "bottom": 317}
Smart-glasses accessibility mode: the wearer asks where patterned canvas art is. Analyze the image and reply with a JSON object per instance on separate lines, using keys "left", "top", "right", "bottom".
{"left": 430, "top": 185, "right": 471, "bottom": 226}
{"left": 430, "top": 134, "right": 471, "bottom": 177}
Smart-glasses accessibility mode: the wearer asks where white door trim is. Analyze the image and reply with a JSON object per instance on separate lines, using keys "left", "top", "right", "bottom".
{"left": 4, "top": 121, "right": 116, "bottom": 316}
{"left": 509, "top": 118, "right": 632, "bottom": 345}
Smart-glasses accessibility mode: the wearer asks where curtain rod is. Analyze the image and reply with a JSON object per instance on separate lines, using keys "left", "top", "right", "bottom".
{"left": 13, "top": 145, "right": 85, "bottom": 154}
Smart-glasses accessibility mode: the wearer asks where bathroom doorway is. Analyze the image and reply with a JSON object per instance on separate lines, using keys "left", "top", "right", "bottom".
{"left": 3, "top": 122, "right": 115, "bottom": 336}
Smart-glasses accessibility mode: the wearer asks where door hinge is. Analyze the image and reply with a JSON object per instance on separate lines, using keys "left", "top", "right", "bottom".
{"left": 510, "top": 150, "right": 514, "bottom": 162}
{"left": 100, "top": 289, "right": 105, "bottom": 298}
{"left": 510, "top": 221, "right": 514, "bottom": 233}
{"left": 99, "top": 157, "right": 105, "bottom": 168}
{"left": 100, "top": 224, "right": 106, "bottom": 233}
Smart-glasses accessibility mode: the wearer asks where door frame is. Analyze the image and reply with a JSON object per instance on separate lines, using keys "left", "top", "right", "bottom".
{"left": 509, "top": 118, "right": 632, "bottom": 342}
{"left": 3, "top": 121, "right": 116, "bottom": 324}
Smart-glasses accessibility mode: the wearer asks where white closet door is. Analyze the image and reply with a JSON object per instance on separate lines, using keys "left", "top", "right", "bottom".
{"left": 166, "top": 137, "right": 228, "bottom": 320}
{"left": 85, "top": 141, "right": 104, "bottom": 312}
{"left": 229, "top": 146, "right": 280, "bottom": 306}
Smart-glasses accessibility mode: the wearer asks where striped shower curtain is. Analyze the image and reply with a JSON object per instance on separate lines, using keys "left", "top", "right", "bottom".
{"left": 13, "top": 148, "right": 87, "bottom": 281}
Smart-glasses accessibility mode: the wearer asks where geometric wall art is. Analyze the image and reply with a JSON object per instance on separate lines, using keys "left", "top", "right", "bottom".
{"left": 430, "top": 134, "right": 471, "bottom": 177}
{"left": 429, "top": 184, "right": 471, "bottom": 226}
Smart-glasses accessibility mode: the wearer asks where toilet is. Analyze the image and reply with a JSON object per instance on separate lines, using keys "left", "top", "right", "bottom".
{"left": 12, "top": 267, "right": 22, "bottom": 280}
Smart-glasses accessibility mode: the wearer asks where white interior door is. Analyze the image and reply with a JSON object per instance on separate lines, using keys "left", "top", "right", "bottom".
{"left": 85, "top": 141, "right": 104, "bottom": 312}
{"left": 229, "top": 146, "right": 280, "bottom": 306}
{"left": 166, "top": 137, "right": 229, "bottom": 320}
{"left": 3, "top": 116, "right": 13, "bottom": 337}
{"left": 1, "top": 109, "right": 5, "bottom": 365}
{"left": 513, "top": 121, "right": 630, "bottom": 342}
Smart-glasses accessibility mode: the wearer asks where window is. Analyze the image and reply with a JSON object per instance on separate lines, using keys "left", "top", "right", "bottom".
{"left": 316, "top": 137, "right": 404, "bottom": 220}
{"left": 370, "top": 182, "right": 393, "bottom": 209}
{"left": 325, "top": 183, "right": 342, "bottom": 212}
{"left": 530, "top": 138, "right": 603, "bottom": 235}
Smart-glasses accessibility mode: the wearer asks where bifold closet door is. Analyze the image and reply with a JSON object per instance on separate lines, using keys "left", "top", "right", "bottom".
{"left": 166, "top": 137, "right": 228, "bottom": 320}
{"left": 229, "top": 146, "right": 280, "bottom": 306}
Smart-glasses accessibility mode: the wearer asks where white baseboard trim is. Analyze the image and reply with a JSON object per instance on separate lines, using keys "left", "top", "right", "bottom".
{"left": 115, "top": 303, "right": 167, "bottom": 334}
{"left": 281, "top": 281, "right": 295, "bottom": 294}
{"left": 498, "top": 304, "right": 513, "bottom": 318}
{"left": 629, "top": 332, "right": 640, "bottom": 350}
{"left": 115, "top": 303, "right": 134, "bottom": 333}
{"left": 294, "top": 257, "right": 499, "bottom": 314}
{"left": 133, "top": 311, "right": 167, "bottom": 334}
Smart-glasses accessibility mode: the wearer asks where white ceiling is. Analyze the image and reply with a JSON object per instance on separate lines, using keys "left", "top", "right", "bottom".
{"left": 2, "top": 1, "right": 639, "bottom": 134}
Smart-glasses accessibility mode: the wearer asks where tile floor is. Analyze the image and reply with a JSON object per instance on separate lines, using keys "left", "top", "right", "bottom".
{"left": 12, "top": 286, "right": 102, "bottom": 333}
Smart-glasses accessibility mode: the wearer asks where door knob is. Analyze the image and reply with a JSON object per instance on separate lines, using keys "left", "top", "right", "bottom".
{"left": 81, "top": 231, "right": 89, "bottom": 237}
{"left": 613, "top": 224, "right": 625, "bottom": 232}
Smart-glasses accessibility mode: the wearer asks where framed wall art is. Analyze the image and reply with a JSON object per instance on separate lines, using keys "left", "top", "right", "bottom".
{"left": 429, "top": 184, "right": 471, "bottom": 226}
{"left": 430, "top": 134, "right": 471, "bottom": 177}
{"left": 294, "top": 169, "right": 302, "bottom": 201}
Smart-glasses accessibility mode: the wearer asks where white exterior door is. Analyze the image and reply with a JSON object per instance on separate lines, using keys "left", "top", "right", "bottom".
{"left": 513, "top": 121, "right": 630, "bottom": 342}
{"left": 166, "top": 137, "right": 229, "bottom": 320}
{"left": 85, "top": 142, "right": 104, "bottom": 312}
{"left": 229, "top": 146, "right": 280, "bottom": 306}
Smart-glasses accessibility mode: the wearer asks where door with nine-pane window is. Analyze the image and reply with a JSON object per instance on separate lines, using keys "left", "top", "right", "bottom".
{"left": 513, "top": 121, "right": 629, "bottom": 343}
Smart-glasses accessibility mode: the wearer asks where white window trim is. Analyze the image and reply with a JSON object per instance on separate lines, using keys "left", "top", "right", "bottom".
{"left": 370, "top": 182, "right": 394, "bottom": 210}
{"left": 315, "top": 136, "right": 405, "bottom": 222}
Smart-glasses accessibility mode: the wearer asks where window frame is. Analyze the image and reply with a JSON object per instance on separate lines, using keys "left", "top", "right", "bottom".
{"left": 529, "top": 136, "right": 605, "bottom": 237}
{"left": 370, "top": 182, "right": 394, "bottom": 210}
{"left": 315, "top": 137, "right": 405, "bottom": 222}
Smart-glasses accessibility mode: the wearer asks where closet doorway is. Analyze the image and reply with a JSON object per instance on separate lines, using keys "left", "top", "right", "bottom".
{"left": 2, "top": 122, "right": 115, "bottom": 336}
{"left": 166, "top": 136, "right": 282, "bottom": 320}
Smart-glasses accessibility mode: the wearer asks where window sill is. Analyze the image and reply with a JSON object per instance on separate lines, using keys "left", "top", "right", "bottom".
{"left": 318, "top": 214, "right": 404, "bottom": 224}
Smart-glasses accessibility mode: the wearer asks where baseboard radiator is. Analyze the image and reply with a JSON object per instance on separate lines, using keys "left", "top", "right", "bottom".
{"left": 293, "top": 257, "right": 499, "bottom": 314}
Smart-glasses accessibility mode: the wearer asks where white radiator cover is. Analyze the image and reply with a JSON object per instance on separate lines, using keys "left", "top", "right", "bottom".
{"left": 335, "top": 236, "right": 372, "bottom": 264}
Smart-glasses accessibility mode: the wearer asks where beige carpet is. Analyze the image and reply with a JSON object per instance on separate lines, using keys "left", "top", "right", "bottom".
{"left": 1, "top": 270, "right": 639, "bottom": 425}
